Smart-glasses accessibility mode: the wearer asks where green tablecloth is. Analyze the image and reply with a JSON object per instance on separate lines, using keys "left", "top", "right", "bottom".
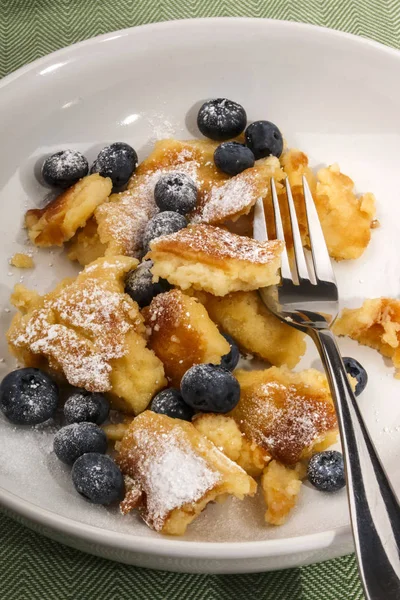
{"left": 1, "top": 1, "right": 398, "bottom": 598}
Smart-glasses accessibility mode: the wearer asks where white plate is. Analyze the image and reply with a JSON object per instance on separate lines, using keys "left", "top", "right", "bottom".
{"left": 1, "top": 18, "right": 400, "bottom": 574}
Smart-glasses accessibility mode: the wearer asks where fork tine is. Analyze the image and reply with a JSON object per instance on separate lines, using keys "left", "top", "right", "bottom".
{"left": 253, "top": 198, "right": 269, "bottom": 242}
{"left": 284, "top": 178, "right": 312, "bottom": 282}
{"left": 302, "top": 176, "right": 336, "bottom": 284}
{"left": 270, "top": 179, "right": 291, "bottom": 280}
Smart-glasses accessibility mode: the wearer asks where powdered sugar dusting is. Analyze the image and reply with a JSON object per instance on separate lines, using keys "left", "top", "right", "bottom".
{"left": 146, "top": 112, "right": 176, "bottom": 140}
{"left": 152, "top": 224, "right": 283, "bottom": 264}
{"left": 193, "top": 174, "right": 257, "bottom": 224}
{"left": 96, "top": 189, "right": 157, "bottom": 258}
{"left": 119, "top": 424, "right": 220, "bottom": 531}
{"left": 198, "top": 99, "right": 245, "bottom": 128}
{"left": 9, "top": 267, "right": 137, "bottom": 392}
{"left": 44, "top": 149, "right": 87, "bottom": 178}
{"left": 238, "top": 380, "right": 337, "bottom": 464}
{"left": 96, "top": 150, "right": 201, "bottom": 257}
{"left": 53, "top": 285, "right": 132, "bottom": 359}
{"left": 145, "top": 289, "right": 186, "bottom": 331}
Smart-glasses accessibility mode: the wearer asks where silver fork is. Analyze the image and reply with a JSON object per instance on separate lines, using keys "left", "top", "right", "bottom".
{"left": 254, "top": 178, "right": 400, "bottom": 600}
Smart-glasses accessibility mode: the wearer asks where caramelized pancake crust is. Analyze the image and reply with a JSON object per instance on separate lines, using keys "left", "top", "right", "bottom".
{"left": 143, "top": 289, "right": 229, "bottom": 386}
{"left": 149, "top": 224, "right": 283, "bottom": 296}
{"left": 25, "top": 174, "right": 112, "bottom": 247}
{"left": 231, "top": 368, "right": 338, "bottom": 465}
{"left": 117, "top": 412, "right": 257, "bottom": 535}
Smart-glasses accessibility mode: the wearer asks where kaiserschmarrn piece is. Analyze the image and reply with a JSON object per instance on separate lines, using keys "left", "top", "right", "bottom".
{"left": 231, "top": 367, "right": 338, "bottom": 465}
{"left": 7, "top": 256, "right": 166, "bottom": 414}
{"left": 117, "top": 411, "right": 257, "bottom": 535}
{"left": 68, "top": 138, "right": 228, "bottom": 262}
{"left": 281, "top": 149, "right": 317, "bottom": 193}
{"left": 142, "top": 289, "right": 230, "bottom": 386}
{"left": 196, "top": 290, "right": 306, "bottom": 368}
{"left": 314, "top": 164, "right": 376, "bottom": 260}
{"left": 334, "top": 298, "right": 400, "bottom": 376}
{"left": 192, "top": 413, "right": 271, "bottom": 477}
{"left": 264, "top": 150, "right": 376, "bottom": 260}
{"left": 148, "top": 224, "right": 283, "bottom": 296}
{"left": 191, "top": 156, "right": 285, "bottom": 224}
{"left": 25, "top": 174, "right": 112, "bottom": 247}
{"left": 192, "top": 412, "right": 304, "bottom": 524}
{"left": 10, "top": 253, "right": 34, "bottom": 269}
{"left": 192, "top": 413, "right": 243, "bottom": 462}
{"left": 261, "top": 460, "right": 303, "bottom": 525}
{"left": 127, "top": 138, "right": 227, "bottom": 193}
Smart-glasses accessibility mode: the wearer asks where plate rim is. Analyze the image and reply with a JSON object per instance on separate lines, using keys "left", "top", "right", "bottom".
{"left": 1, "top": 16, "right": 399, "bottom": 89}
{"left": 1, "top": 16, "right": 399, "bottom": 562}
{"left": 1, "top": 486, "right": 350, "bottom": 558}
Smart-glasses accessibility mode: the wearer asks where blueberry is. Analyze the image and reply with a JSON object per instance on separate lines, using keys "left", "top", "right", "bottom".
{"left": 125, "top": 259, "right": 171, "bottom": 308}
{"left": 42, "top": 150, "right": 89, "bottom": 188}
{"left": 245, "top": 121, "right": 283, "bottom": 160}
{"left": 220, "top": 333, "right": 240, "bottom": 371}
{"left": 64, "top": 390, "right": 109, "bottom": 425}
{"left": 307, "top": 451, "right": 346, "bottom": 493}
{"left": 154, "top": 173, "right": 198, "bottom": 215}
{"left": 72, "top": 453, "right": 124, "bottom": 505}
{"left": 150, "top": 388, "right": 194, "bottom": 421}
{"left": 0, "top": 368, "right": 58, "bottom": 425}
{"left": 143, "top": 211, "right": 187, "bottom": 253}
{"left": 53, "top": 422, "right": 107, "bottom": 465}
{"left": 214, "top": 142, "right": 255, "bottom": 176}
{"left": 91, "top": 142, "right": 138, "bottom": 187}
{"left": 343, "top": 357, "right": 368, "bottom": 396}
{"left": 181, "top": 364, "right": 240, "bottom": 413}
{"left": 197, "top": 98, "right": 247, "bottom": 141}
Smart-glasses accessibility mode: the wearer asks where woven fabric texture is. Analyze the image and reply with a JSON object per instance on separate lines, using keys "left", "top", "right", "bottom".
{"left": 0, "top": 512, "right": 365, "bottom": 600}
{"left": 2, "top": 0, "right": 395, "bottom": 597}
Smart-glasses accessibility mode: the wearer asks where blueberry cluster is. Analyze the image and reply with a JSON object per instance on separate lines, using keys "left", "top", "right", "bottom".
{"left": 196, "top": 97, "right": 284, "bottom": 177}
{"left": 42, "top": 142, "right": 138, "bottom": 189}
{"left": 124, "top": 169, "right": 201, "bottom": 307}
{"left": 0, "top": 370, "right": 123, "bottom": 506}
{"left": 150, "top": 334, "right": 241, "bottom": 419}
{"left": 54, "top": 389, "right": 123, "bottom": 504}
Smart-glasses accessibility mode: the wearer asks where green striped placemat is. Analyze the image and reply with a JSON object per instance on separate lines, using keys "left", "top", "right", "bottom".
{"left": 3, "top": 1, "right": 397, "bottom": 598}
{"left": 0, "top": 0, "right": 399, "bottom": 79}
{"left": 0, "top": 511, "right": 363, "bottom": 599}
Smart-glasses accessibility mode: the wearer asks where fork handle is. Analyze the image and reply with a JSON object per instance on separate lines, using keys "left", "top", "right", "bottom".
{"left": 312, "top": 328, "right": 400, "bottom": 600}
